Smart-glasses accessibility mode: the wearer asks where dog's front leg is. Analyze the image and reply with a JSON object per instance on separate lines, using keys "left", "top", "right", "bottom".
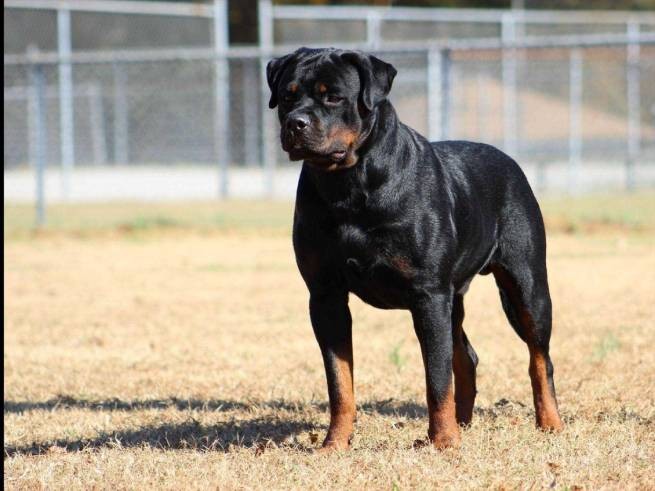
{"left": 309, "top": 290, "right": 355, "bottom": 451}
{"left": 411, "top": 292, "right": 461, "bottom": 449}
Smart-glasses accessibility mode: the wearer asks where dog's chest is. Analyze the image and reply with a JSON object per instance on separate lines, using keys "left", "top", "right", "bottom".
{"left": 334, "top": 222, "right": 415, "bottom": 309}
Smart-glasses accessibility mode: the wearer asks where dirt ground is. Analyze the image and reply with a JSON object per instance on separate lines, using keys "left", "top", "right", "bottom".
{"left": 4, "top": 198, "right": 655, "bottom": 490}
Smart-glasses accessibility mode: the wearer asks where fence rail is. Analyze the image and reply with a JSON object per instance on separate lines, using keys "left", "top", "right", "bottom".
{"left": 5, "top": 32, "right": 655, "bottom": 66}
{"left": 3, "top": 0, "right": 214, "bottom": 17}
{"left": 271, "top": 4, "right": 655, "bottom": 23}
{"left": 264, "top": 1, "right": 655, "bottom": 48}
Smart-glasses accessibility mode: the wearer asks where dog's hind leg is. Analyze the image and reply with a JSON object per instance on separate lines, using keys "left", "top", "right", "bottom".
{"left": 491, "top": 261, "right": 564, "bottom": 432}
{"left": 451, "top": 294, "right": 478, "bottom": 425}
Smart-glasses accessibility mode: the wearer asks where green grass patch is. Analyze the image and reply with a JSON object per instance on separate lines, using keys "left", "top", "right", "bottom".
{"left": 4, "top": 193, "right": 654, "bottom": 241}
{"left": 590, "top": 332, "right": 622, "bottom": 363}
{"left": 389, "top": 341, "right": 407, "bottom": 372}
{"left": 4, "top": 200, "right": 294, "bottom": 240}
{"left": 540, "top": 193, "right": 655, "bottom": 233}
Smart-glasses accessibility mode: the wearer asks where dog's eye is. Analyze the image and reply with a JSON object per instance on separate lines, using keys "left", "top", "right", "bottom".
{"left": 325, "top": 94, "right": 344, "bottom": 105}
{"left": 282, "top": 93, "right": 296, "bottom": 103}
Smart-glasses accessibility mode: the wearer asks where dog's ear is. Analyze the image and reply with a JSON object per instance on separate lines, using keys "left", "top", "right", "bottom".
{"left": 341, "top": 51, "right": 397, "bottom": 112}
{"left": 266, "top": 53, "right": 295, "bottom": 109}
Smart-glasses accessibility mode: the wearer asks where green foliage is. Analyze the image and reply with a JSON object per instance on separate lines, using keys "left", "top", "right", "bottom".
{"left": 3, "top": 201, "right": 294, "bottom": 240}
{"left": 591, "top": 332, "right": 621, "bottom": 362}
{"left": 389, "top": 341, "right": 407, "bottom": 371}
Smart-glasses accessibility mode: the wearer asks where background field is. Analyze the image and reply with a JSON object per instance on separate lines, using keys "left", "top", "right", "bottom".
{"left": 4, "top": 195, "right": 655, "bottom": 490}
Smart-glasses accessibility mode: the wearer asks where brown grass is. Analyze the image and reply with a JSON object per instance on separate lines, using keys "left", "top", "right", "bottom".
{"left": 4, "top": 197, "right": 655, "bottom": 489}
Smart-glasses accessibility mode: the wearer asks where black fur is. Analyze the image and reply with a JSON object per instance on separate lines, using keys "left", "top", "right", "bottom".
{"left": 267, "top": 47, "right": 562, "bottom": 447}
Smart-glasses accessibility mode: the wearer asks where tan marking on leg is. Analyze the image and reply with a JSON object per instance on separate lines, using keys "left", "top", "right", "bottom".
{"left": 529, "top": 347, "right": 564, "bottom": 432}
{"left": 452, "top": 346, "right": 476, "bottom": 426}
{"left": 321, "top": 353, "right": 355, "bottom": 451}
{"left": 451, "top": 297, "right": 476, "bottom": 426}
{"left": 489, "top": 264, "right": 564, "bottom": 433}
{"left": 427, "top": 382, "right": 461, "bottom": 449}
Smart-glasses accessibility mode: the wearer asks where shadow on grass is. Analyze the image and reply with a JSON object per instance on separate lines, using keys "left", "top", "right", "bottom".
{"left": 10, "top": 396, "right": 649, "bottom": 457}
{"left": 3, "top": 396, "right": 427, "bottom": 457}
{"left": 4, "top": 417, "right": 317, "bottom": 457}
{"left": 359, "top": 399, "right": 426, "bottom": 419}
{"left": 4, "top": 396, "right": 428, "bottom": 418}
{"left": 5, "top": 397, "right": 262, "bottom": 413}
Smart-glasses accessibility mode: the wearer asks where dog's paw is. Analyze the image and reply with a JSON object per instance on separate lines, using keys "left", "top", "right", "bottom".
{"left": 429, "top": 431, "right": 461, "bottom": 450}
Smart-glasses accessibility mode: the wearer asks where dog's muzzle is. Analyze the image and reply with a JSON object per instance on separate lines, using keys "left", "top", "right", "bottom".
{"left": 281, "top": 114, "right": 312, "bottom": 152}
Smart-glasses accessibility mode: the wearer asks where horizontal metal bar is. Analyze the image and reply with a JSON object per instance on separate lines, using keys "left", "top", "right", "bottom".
{"left": 426, "top": 32, "right": 655, "bottom": 50}
{"left": 4, "top": 33, "right": 655, "bottom": 66}
{"left": 5, "top": 83, "right": 101, "bottom": 100}
{"left": 273, "top": 6, "right": 505, "bottom": 23}
{"left": 4, "top": 47, "right": 218, "bottom": 65}
{"left": 271, "top": 32, "right": 655, "bottom": 54}
{"left": 6, "top": 2, "right": 655, "bottom": 26}
{"left": 4, "top": 0, "right": 213, "bottom": 18}
{"left": 272, "top": 5, "right": 655, "bottom": 25}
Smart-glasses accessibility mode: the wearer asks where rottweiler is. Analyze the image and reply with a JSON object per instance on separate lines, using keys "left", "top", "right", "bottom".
{"left": 267, "top": 47, "right": 564, "bottom": 451}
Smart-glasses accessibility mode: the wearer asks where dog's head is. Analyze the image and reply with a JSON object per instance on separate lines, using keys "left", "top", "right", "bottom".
{"left": 267, "top": 48, "right": 396, "bottom": 171}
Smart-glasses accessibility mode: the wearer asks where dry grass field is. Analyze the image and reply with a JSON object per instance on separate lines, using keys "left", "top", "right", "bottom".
{"left": 4, "top": 195, "right": 655, "bottom": 490}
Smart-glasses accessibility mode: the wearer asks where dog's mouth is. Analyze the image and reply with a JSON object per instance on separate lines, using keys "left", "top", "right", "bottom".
{"left": 287, "top": 146, "right": 350, "bottom": 167}
{"left": 282, "top": 130, "right": 357, "bottom": 170}
{"left": 328, "top": 150, "right": 347, "bottom": 160}
{"left": 291, "top": 149, "right": 354, "bottom": 172}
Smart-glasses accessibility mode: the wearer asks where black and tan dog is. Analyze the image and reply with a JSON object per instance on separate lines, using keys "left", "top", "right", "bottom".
{"left": 267, "top": 47, "right": 564, "bottom": 451}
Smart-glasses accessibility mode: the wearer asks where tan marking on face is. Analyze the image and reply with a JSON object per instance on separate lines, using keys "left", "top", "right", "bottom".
{"left": 310, "top": 125, "right": 361, "bottom": 172}
{"left": 289, "top": 83, "right": 298, "bottom": 93}
{"left": 326, "top": 126, "right": 358, "bottom": 147}
{"left": 317, "top": 83, "right": 328, "bottom": 94}
{"left": 305, "top": 118, "right": 363, "bottom": 172}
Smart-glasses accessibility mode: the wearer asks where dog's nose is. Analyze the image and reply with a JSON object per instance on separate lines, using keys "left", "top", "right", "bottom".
{"left": 287, "top": 115, "right": 310, "bottom": 132}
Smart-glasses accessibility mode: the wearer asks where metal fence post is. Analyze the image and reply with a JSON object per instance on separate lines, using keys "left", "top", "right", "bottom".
{"left": 626, "top": 20, "right": 641, "bottom": 191}
{"left": 366, "top": 10, "right": 382, "bottom": 49}
{"left": 243, "top": 59, "right": 260, "bottom": 167}
{"left": 476, "top": 73, "right": 491, "bottom": 143}
{"left": 112, "top": 62, "right": 129, "bottom": 164}
{"left": 259, "top": 0, "right": 276, "bottom": 198}
{"left": 427, "top": 48, "right": 451, "bottom": 142}
{"left": 502, "top": 12, "right": 518, "bottom": 159}
{"left": 57, "top": 5, "right": 74, "bottom": 200}
{"left": 427, "top": 49, "right": 440, "bottom": 142}
{"left": 88, "top": 84, "right": 108, "bottom": 165}
{"left": 213, "top": 0, "right": 230, "bottom": 198}
{"left": 568, "top": 48, "right": 583, "bottom": 195}
{"left": 29, "top": 62, "right": 47, "bottom": 226}
{"left": 440, "top": 49, "right": 452, "bottom": 141}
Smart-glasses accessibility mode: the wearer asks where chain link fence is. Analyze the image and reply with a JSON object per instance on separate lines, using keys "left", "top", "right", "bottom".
{"left": 4, "top": 2, "right": 655, "bottom": 215}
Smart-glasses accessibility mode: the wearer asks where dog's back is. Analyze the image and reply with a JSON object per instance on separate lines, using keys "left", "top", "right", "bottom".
{"left": 430, "top": 139, "right": 546, "bottom": 251}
